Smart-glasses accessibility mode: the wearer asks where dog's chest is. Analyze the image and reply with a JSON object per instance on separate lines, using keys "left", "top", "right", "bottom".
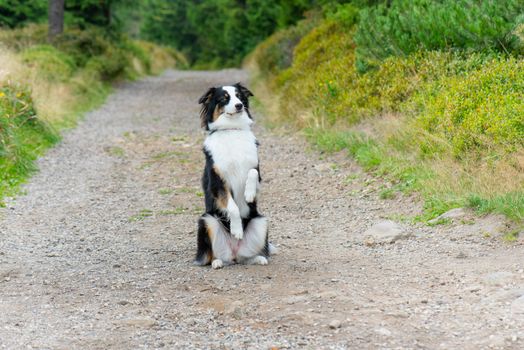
{"left": 204, "top": 130, "right": 259, "bottom": 190}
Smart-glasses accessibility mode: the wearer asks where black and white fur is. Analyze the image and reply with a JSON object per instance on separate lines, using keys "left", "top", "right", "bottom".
{"left": 194, "top": 83, "right": 271, "bottom": 269}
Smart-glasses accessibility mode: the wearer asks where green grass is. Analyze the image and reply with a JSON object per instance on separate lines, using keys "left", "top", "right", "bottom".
{"left": 502, "top": 229, "right": 520, "bottom": 242}
{"left": 467, "top": 192, "right": 524, "bottom": 222}
{"left": 158, "top": 188, "right": 174, "bottom": 195}
{"left": 0, "top": 84, "right": 60, "bottom": 201}
{"left": 128, "top": 209, "right": 154, "bottom": 222}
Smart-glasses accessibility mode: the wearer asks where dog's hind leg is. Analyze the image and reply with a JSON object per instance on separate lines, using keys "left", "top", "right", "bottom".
{"left": 237, "top": 216, "right": 269, "bottom": 265}
{"left": 194, "top": 216, "right": 213, "bottom": 266}
{"left": 201, "top": 215, "right": 235, "bottom": 269}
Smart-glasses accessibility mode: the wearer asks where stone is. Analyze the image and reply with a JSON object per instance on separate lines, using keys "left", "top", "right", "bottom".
{"left": 428, "top": 208, "right": 466, "bottom": 224}
{"left": 329, "top": 320, "right": 341, "bottom": 329}
{"left": 363, "top": 220, "right": 411, "bottom": 244}
{"left": 375, "top": 327, "right": 392, "bottom": 337}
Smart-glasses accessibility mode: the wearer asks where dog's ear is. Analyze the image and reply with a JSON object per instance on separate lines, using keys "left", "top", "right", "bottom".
{"left": 234, "top": 82, "right": 253, "bottom": 98}
{"left": 198, "top": 87, "right": 216, "bottom": 129}
{"left": 198, "top": 87, "right": 216, "bottom": 105}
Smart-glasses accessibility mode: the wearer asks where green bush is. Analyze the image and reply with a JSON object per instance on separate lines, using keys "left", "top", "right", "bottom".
{"left": 413, "top": 57, "right": 524, "bottom": 156}
{"left": 248, "top": 17, "right": 318, "bottom": 79}
{"left": 85, "top": 45, "right": 129, "bottom": 81}
{"left": 53, "top": 27, "right": 112, "bottom": 67}
{"left": 355, "top": 0, "right": 524, "bottom": 70}
{"left": 0, "top": 0, "right": 46, "bottom": 28}
{"left": 21, "top": 45, "right": 76, "bottom": 82}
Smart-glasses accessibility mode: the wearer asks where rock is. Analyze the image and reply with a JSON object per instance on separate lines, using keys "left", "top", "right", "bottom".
{"left": 511, "top": 295, "right": 524, "bottom": 319}
{"left": 363, "top": 220, "right": 411, "bottom": 244}
{"left": 328, "top": 320, "right": 341, "bottom": 329}
{"left": 482, "top": 271, "right": 515, "bottom": 286}
{"left": 428, "top": 208, "right": 466, "bottom": 224}
{"left": 375, "top": 327, "right": 392, "bottom": 337}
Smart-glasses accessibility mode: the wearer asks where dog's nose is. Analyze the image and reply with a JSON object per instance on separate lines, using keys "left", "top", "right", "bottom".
{"left": 235, "top": 103, "right": 243, "bottom": 111}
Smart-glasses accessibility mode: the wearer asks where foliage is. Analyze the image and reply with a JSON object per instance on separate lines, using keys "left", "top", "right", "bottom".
{"left": 355, "top": 0, "right": 524, "bottom": 70}
{"left": 0, "top": 0, "right": 46, "bottom": 28}
{"left": 21, "top": 45, "right": 76, "bottom": 82}
{"left": 248, "top": 5, "right": 524, "bottom": 222}
{"left": 0, "top": 83, "right": 59, "bottom": 196}
{"left": 0, "top": 0, "right": 133, "bottom": 32}
{"left": 246, "top": 17, "right": 318, "bottom": 79}
{"left": 140, "top": 0, "right": 314, "bottom": 67}
{"left": 413, "top": 57, "right": 524, "bottom": 156}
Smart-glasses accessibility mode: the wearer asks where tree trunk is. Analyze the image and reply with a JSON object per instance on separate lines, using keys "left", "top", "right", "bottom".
{"left": 48, "top": 0, "right": 65, "bottom": 41}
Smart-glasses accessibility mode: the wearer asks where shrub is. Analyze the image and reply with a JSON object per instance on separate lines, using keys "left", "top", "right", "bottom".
{"left": 0, "top": 0, "right": 47, "bottom": 28}
{"left": 21, "top": 45, "right": 76, "bottom": 82}
{"left": 276, "top": 19, "right": 357, "bottom": 125}
{"left": 355, "top": 0, "right": 524, "bottom": 70}
{"left": 413, "top": 57, "right": 524, "bottom": 156}
{"left": 247, "top": 17, "right": 318, "bottom": 80}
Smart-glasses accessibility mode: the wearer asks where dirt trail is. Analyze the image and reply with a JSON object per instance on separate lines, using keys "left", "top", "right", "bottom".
{"left": 0, "top": 69, "right": 523, "bottom": 349}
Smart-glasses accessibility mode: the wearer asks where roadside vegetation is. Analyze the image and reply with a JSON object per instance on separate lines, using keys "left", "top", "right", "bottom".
{"left": 0, "top": 2, "right": 186, "bottom": 202}
{"left": 246, "top": 0, "right": 524, "bottom": 223}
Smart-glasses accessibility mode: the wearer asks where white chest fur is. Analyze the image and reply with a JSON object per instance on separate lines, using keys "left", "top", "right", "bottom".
{"left": 204, "top": 130, "right": 259, "bottom": 217}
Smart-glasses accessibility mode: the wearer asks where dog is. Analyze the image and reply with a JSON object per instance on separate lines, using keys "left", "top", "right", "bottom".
{"left": 194, "top": 83, "right": 272, "bottom": 269}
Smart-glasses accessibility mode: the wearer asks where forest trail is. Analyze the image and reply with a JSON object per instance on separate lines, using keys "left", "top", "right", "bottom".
{"left": 0, "top": 70, "right": 523, "bottom": 349}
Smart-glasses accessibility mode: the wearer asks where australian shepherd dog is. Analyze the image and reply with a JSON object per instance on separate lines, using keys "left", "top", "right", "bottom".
{"left": 194, "top": 83, "right": 273, "bottom": 269}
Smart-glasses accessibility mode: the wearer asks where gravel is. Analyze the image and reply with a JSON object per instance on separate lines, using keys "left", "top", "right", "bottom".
{"left": 0, "top": 69, "right": 523, "bottom": 349}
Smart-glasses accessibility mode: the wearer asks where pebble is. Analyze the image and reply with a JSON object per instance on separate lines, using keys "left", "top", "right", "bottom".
{"left": 428, "top": 208, "right": 467, "bottom": 224}
{"left": 363, "top": 220, "right": 412, "bottom": 244}
{"left": 329, "top": 320, "right": 341, "bottom": 329}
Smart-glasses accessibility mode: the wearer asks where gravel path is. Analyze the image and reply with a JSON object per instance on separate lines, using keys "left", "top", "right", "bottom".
{"left": 1, "top": 69, "right": 523, "bottom": 349}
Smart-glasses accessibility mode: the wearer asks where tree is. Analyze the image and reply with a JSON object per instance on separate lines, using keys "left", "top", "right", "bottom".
{"left": 48, "top": 0, "right": 65, "bottom": 40}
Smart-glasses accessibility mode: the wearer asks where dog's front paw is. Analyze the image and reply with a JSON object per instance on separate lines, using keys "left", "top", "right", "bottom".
{"left": 244, "top": 187, "right": 256, "bottom": 203}
{"left": 212, "top": 259, "right": 224, "bottom": 269}
{"left": 230, "top": 220, "right": 244, "bottom": 240}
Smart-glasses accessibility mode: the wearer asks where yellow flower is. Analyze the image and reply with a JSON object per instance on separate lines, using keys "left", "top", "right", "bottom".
{"left": 0, "top": 91, "right": 4, "bottom": 98}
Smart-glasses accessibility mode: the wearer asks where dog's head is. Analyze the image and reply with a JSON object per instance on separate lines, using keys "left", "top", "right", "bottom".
{"left": 198, "top": 83, "right": 254, "bottom": 131}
